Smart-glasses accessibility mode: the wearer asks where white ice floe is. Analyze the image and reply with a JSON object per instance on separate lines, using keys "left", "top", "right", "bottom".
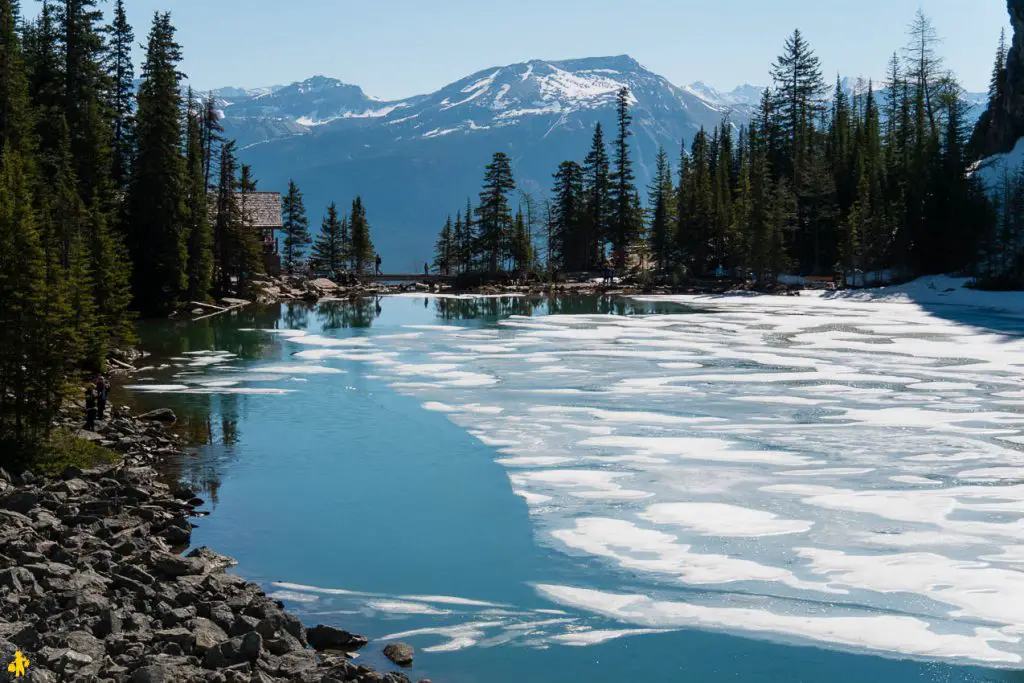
{"left": 640, "top": 502, "right": 813, "bottom": 537}
{"left": 253, "top": 365, "right": 346, "bottom": 375}
{"left": 267, "top": 286, "right": 1024, "bottom": 666}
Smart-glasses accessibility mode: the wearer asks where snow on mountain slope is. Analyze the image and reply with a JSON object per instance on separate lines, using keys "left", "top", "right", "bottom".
{"left": 222, "top": 56, "right": 745, "bottom": 267}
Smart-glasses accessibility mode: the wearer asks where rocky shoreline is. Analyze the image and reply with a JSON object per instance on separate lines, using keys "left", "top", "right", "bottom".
{"left": 0, "top": 409, "right": 423, "bottom": 683}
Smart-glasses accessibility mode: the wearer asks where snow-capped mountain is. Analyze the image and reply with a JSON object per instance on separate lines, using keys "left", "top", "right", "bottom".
{"left": 223, "top": 55, "right": 754, "bottom": 267}
{"left": 217, "top": 57, "right": 990, "bottom": 267}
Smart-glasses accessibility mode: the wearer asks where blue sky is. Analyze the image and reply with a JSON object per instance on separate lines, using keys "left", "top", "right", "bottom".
{"left": 122, "top": 0, "right": 1007, "bottom": 97}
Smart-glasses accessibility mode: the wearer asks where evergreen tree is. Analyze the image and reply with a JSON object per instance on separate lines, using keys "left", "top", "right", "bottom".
{"left": 349, "top": 196, "right": 373, "bottom": 274}
{"left": 452, "top": 211, "right": 464, "bottom": 274}
{"left": 476, "top": 152, "right": 516, "bottom": 272}
{"left": 647, "top": 146, "right": 675, "bottom": 271}
{"left": 511, "top": 207, "right": 531, "bottom": 273}
{"left": 184, "top": 91, "right": 212, "bottom": 300}
{"left": 551, "top": 160, "right": 585, "bottom": 270}
{"left": 201, "top": 92, "right": 223, "bottom": 192}
{"left": 281, "top": 179, "right": 310, "bottom": 274}
{"left": 434, "top": 215, "right": 453, "bottom": 273}
{"left": 104, "top": 0, "right": 134, "bottom": 192}
{"left": 609, "top": 87, "right": 641, "bottom": 269}
{"left": 770, "top": 29, "right": 827, "bottom": 181}
{"left": 60, "top": 0, "right": 112, "bottom": 208}
{"left": 235, "top": 164, "right": 264, "bottom": 292}
{"left": 0, "top": 0, "right": 33, "bottom": 152}
{"left": 0, "top": 147, "right": 78, "bottom": 457}
{"left": 312, "top": 202, "right": 345, "bottom": 275}
{"left": 582, "top": 122, "right": 611, "bottom": 265}
{"left": 127, "top": 12, "right": 185, "bottom": 314}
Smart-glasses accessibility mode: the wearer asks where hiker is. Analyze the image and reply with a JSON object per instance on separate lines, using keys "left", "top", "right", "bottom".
{"left": 95, "top": 374, "right": 110, "bottom": 420}
{"left": 602, "top": 257, "right": 612, "bottom": 285}
{"left": 375, "top": 253, "right": 382, "bottom": 276}
{"left": 424, "top": 262, "right": 429, "bottom": 276}
{"left": 84, "top": 387, "right": 97, "bottom": 432}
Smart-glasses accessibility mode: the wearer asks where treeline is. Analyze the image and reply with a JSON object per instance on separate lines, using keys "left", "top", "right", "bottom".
{"left": 437, "top": 11, "right": 1006, "bottom": 285}
{"left": 0, "top": 0, "right": 273, "bottom": 457}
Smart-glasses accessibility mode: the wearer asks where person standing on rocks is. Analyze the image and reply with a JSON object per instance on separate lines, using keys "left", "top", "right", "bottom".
{"left": 84, "top": 386, "right": 97, "bottom": 432}
{"left": 95, "top": 374, "right": 110, "bottom": 420}
{"left": 375, "top": 253, "right": 382, "bottom": 276}
{"left": 424, "top": 261, "right": 429, "bottom": 277}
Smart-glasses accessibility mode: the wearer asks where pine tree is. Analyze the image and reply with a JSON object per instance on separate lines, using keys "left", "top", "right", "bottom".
{"left": 551, "top": 160, "right": 585, "bottom": 271}
{"left": 184, "top": 91, "right": 212, "bottom": 300}
{"left": 201, "top": 92, "right": 223, "bottom": 192}
{"left": 609, "top": 87, "right": 640, "bottom": 269}
{"left": 312, "top": 202, "right": 345, "bottom": 275}
{"left": 0, "top": 146, "right": 76, "bottom": 456}
{"left": 452, "top": 211, "right": 464, "bottom": 274}
{"left": 582, "top": 122, "right": 611, "bottom": 265}
{"left": 213, "top": 140, "right": 240, "bottom": 293}
{"left": 462, "top": 197, "right": 475, "bottom": 271}
{"left": 104, "top": 0, "right": 134, "bottom": 192}
{"left": 434, "top": 215, "right": 453, "bottom": 274}
{"left": 647, "top": 146, "right": 675, "bottom": 271}
{"left": 127, "top": 12, "right": 186, "bottom": 314}
{"left": 349, "top": 196, "right": 373, "bottom": 274}
{"left": 281, "top": 179, "right": 310, "bottom": 274}
{"left": 60, "top": 0, "right": 112, "bottom": 208}
{"left": 235, "top": 164, "right": 264, "bottom": 292}
{"left": 1, "top": 0, "right": 33, "bottom": 152}
{"left": 511, "top": 207, "right": 531, "bottom": 273}
{"left": 476, "top": 152, "right": 516, "bottom": 272}
{"left": 770, "top": 29, "right": 827, "bottom": 182}
{"left": 87, "top": 200, "right": 134, "bottom": 352}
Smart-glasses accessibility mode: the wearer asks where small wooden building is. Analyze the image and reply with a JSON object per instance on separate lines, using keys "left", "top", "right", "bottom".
{"left": 239, "top": 192, "right": 282, "bottom": 274}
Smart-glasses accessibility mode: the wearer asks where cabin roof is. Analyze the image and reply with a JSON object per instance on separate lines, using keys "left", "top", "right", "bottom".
{"left": 239, "top": 192, "right": 282, "bottom": 228}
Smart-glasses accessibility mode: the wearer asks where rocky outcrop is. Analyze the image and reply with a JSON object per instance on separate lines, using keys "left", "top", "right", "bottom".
{"left": 0, "top": 409, "right": 426, "bottom": 683}
{"left": 973, "top": 0, "right": 1024, "bottom": 157}
{"left": 0, "top": 462, "right": 417, "bottom": 683}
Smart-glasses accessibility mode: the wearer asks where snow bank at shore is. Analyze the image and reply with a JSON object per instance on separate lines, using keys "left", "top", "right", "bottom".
{"left": 808, "top": 275, "right": 1024, "bottom": 316}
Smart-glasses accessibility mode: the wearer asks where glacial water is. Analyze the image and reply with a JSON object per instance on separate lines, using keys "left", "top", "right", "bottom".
{"left": 121, "top": 293, "right": 1024, "bottom": 683}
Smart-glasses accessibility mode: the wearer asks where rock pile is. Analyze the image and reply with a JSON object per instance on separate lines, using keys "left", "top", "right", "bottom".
{"left": 0, "top": 412, "right": 427, "bottom": 683}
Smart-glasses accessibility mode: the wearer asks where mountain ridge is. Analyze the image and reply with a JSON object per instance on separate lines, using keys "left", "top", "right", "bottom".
{"left": 214, "top": 55, "right": 985, "bottom": 268}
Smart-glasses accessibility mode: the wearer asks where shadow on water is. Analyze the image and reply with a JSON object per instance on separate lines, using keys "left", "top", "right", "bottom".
{"left": 817, "top": 289, "right": 1024, "bottom": 339}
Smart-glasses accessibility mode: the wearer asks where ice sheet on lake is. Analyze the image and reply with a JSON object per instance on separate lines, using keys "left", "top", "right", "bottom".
{"left": 299, "top": 293, "right": 1024, "bottom": 666}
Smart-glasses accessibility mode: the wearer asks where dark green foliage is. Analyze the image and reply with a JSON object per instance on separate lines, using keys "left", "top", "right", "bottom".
{"left": 104, "top": 0, "right": 134, "bottom": 191}
{"left": 349, "top": 195, "right": 374, "bottom": 274}
{"left": 582, "top": 122, "right": 612, "bottom": 266}
{"left": 127, "top": 12, "right": 186, "bottom": 314}
{"left": 281, "top": 179, "right": 311, "bottom": 273}
{"left": 313, "top": 202, "right": 346, "bottom": 275}
{"left": 476, "top": 152, "right": 516, "bottom": 272}
{"left": 434, "top": 215, "right": 453, "bottom": 273}
{"left": 609, "top": 87, "right": 641, "bottom": 268}
{"left": 550, "top": 160, "right": 586, "bottom": 271}
{"left": 0, "top": 0, "right": 32, "bottom": 152}
{"left": 647, "top": 147, "right": 675, "bottom": 271}
{"left": 184, "top": 92, "right": 212, "bottom": 300}
{"left": 510, "top": 207, "right": 531, "bottom": 272}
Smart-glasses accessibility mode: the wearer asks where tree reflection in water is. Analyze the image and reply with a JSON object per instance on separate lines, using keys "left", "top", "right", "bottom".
{"left": 130, "top": 295, "right": 688, "bottom": 509}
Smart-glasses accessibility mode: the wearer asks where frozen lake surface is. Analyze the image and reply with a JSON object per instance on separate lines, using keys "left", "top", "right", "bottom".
{"left": 127, "top": 291, "right": 1024, "bottom": 681}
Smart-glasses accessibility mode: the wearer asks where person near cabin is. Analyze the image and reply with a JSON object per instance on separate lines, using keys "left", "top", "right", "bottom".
{"left": 84, "top": 387, "right": 97, "bottom": 432}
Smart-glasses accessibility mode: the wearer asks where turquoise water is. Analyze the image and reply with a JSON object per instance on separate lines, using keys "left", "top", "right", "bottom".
{"left": 122, "top": 295, "right": 1024, "bottom": 683}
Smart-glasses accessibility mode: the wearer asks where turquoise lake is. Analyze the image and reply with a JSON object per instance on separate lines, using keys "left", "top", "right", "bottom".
{"left": 121, "top": 294, "right": 1024, "bottom": 683}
